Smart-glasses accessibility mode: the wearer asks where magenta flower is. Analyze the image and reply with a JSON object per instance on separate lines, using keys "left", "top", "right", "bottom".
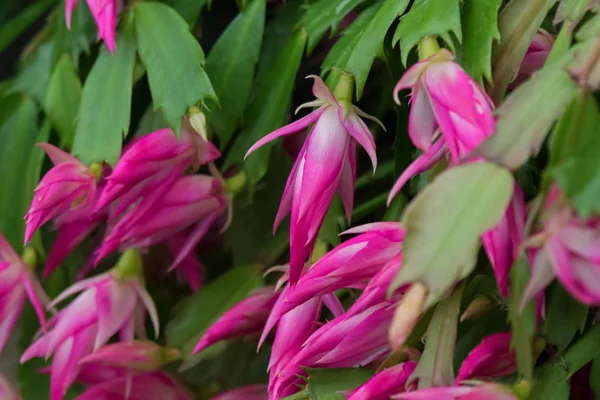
{"left": 389, "top": 49, "right": 525, "bottom": 297}
{"left": 456, "top": 333, "right": 516, "bottom": 383}
{"left": 94, "top": 125, "right": 220, "bottom": 213}
{"left": 346, "top": 361, "right": 417, "bottom": 400}
{"left": 514, "top": 29, "right": 555, "bottom": 85}
{"left": 76, "top": 371, "right": 194, "bottom": 400}
{"left": 80, "top": 341, "right": 181, "bottom": 371}
{"left": 260, "top": 222, "right": 404, "bottom": 339}
{"left": 392, "top": 383, "right": 518, "bottom": 399}
{"left": 21, "top": 250, "right": 158, "bottom": 400}
{"left": 192, "top": 287, "right": 279, "bottom": 355}
{"left": 523, "top": 185, "right": 600, "bottom": 306}
{"left": 66, "top": 0, "right": 118, "bottom": 55}
{"left": 96, "top": 174, "right": 227, "bottom": 264}
{"left": 211, "top": 384, "right": 268, "bottom": 400}
{"left": 0, "top": 235, "right": 49, "bottom": 354}
{"left": 25, "top": 143, "right": 97, "bottom": 245}
{"left": 167, "top": 233, "right": 206, "bottom": 292}
{"left": 0, "top": 372, "right": 21, "bottom": 400}
{"left": 245, "top": 75, "right": 381, "bottom": 284}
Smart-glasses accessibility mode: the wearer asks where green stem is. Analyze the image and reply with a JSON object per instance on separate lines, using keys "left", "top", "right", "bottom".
{"left": 225, "top": 171, "right": 247, "bottom": 196}
{"left": 332, "top": 71, "right": 355, "bottom": 109}
{"left": 112, "top": 248, "right": 144, "bottom": 280}
{"left": 418, "top": 36, "right": 440, "bottom": 61}
{"left": 89, "top": 162, "right": 103, "bottom": 182}
{"left": 22, "top": 248, "right": 37, "bottom": 269}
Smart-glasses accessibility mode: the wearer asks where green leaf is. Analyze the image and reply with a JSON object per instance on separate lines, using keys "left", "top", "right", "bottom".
{"left": 135, "top": 105, "right": 168, "bottom": 137}
{"left": 165, "top": 264, "right": 263, "bottom": 361}
{"left": 551, "top": 95, "right": 600, "bottom": 218}
{"left": 205, "top": 0, "right": 266, "bottom": 148}
{"left": 530, "top": 363, "right": 570, "bottom": 400}
{"left": 165, "top": 0, "right": 210, "bottom": 26}
{"left": 135, "top": 2, "right": 216, "bottom": 137}
{"left": 393, "top": 0, "right": 462, "bottom": 65}
{"left": 322, "top": 0, "right": 410, "bottom": 99}
{"left": 227, "top": 29, "right": 307, "bottom": 185}
{"left": 563, "top": 324, "right": 600, "bottom": 377}
{"left": 299, "top": 0, "right": 368, "bottom": 54}
{"left": 0, "top": 94, "right": 39, "bottom": 250}
{"left": 0, "top": 0, "right": 55, "bottom": 53}
{"left": 305, "top": 368, "right": 374, "bottom": 400}
{"left": 471, "top": 64, "right": 579, "bottom": 171}
{"left": 487, "top": 0, "right": 557, "bottom": 104}
{"left": 591, "top": 352, "right": 600, "bottom": 398}
{"left": 458, "top": 0, "right": 502, "bottom": 83}
{"left": 542, "top": 284, "right": 588, "bottom": 352}
{"left": 412, "top": 282, "right": 464, "bottom": 389}
{"left": 44, "top": 55, "right": 81, "bottom": 148}
{"left": 72, "top": 12, "right": 136, "bottom": 167}
{"left": 9, "top": 42, "right": 54, "bottom": 105}
{"left": 554, "top": 0, "right": 595, "bottom": 27}
{"left": 390, "top": 162, "right": 514, "bottom": 307}
{"left": 508, "top": 258, "right": 537, "bottom": 380}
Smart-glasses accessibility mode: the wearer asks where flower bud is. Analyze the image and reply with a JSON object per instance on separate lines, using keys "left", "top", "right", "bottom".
{"left": 189, "top": 106, "right": 208, "bottom": 141}
{"left": 389, "top": 282, "right": 428, "bottom": 352}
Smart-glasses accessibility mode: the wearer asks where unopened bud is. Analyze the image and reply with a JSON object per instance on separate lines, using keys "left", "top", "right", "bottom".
{"left": 189, "top": 106, "right": 208, "bottom": 141}
{"left": 80, "top": 340, "right": 181, "bottom": 372}
{"left": 460, "top": 296, "right": 492, "bottom": 322}
{"left": 389, "top": 282, "right": 428, "bottom": 352}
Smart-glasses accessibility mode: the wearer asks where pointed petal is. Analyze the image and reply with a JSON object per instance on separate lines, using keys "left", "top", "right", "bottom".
{"left": 133, "top": 281, "right": 160, "bottom": 338}
{"left": 521, "top": 246, "right": 556, "bottom": 310}
{"left": 47, "top": 274, "right": 108, "bottom": 309}
{"left": 168, "top": 213, "right": 218, "bottom": 271}
{"left": 22, "top": 274, "right": 48, "bottom": 330}
{"left": 408, "top": 83, "right": 437, "bottom": 151}
{"left": 94, "top": 280, "right": 137, "bottom": 350}
{"left": 393, "top": 61, "right": 428, "bottom": 104}
{"left": 352, "top": 106, "right": 386, "bottom": 132}
{"left": 322, "top": 292, "right": 345, "bottom": 317}
{"left": 306, "top": 75, "right": 337, "bottom": 105}
{"left": 340, "top": 110, "right": 377, "bottom": 172}
{"left": 337, "top": 141, "right": 356, "bottom": 224}
{"left": 37, "top": 143, "right": 82, "bottom": 166}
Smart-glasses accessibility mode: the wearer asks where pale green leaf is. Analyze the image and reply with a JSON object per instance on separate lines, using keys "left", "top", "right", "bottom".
{"left": 530, "top": 363, "right": 570, "bottom": 400}
{"left": 322, "top": 0, "right": 410, "bottom": 99}
{"left": 205, "top": 0, "right": 266, "bottom": 148}
{"left": 305, "top": 368, "right": 374, "bottom": 400}
{"left": 72, "top": 12, "right": 136, "bottom": 167}
{"left": 393, "top": 0, "right": 462, "bottom": 65}
{"left": 135, "top": 2, "right": 216, "bottom": 137}
{"left": 391, "top": 162, "right": 514, "bottom": 307}
{"left": 563, "top": 324, "right": 600, "bottom": 377}
{"left": 44, "top": 55, "right": 81, "bottom": 148}
{"left": 458, "top": 0, "right": 502, "bottom": 83}
{"left": 488, "top": 0, "right": 557, "bottom": 103}
{"left": 9, "top": 42, "right": 53, "bottom": 105}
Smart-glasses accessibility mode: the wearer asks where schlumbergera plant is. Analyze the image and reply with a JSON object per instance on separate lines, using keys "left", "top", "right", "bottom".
{"left": 1, "top": 0, "right": 600, "bottom": 399}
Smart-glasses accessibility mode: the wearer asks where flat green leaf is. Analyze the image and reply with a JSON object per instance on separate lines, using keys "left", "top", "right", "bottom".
{"left": 299, "top": 0, "right": 368, "bottom": 54}
{"left": 393, "top": 0, "right": 462, "bottom": 65}
{"left": 542, "top": 283, "right": 588, "bottom": 352}
{"left": 412, "top": 283, "right": 464, "bottom": 389}
{"left": 9, "top": 42, "right": 54, "bottom": 105}
{"left": 322, "top": 0, "right": 410, "bottom": 99}
{"left": 471, "top": 64, "right": 579, "bottom": 171}
{"left": 0, "top": 0, "right": 55, "bottom": 53}
{"left": 0, "top": 94, "right": 38, "bottom": 250}
{"left": 591, "top": 352, "right": 600, "bottom": 397}
{"left": 458, "top": 0, "right": 502, "bottom": 83}
{"left": 563, "top": 324, "right": 600, "bottom": 377}
{"left": 227, "top": 29, "right": 307, "bottom": 185}
{"left": 508, "top": 258, "right": 536, "bottom": 380}
{"left": 165, "top": 0, "right": 210, "bottom": 26}
{"left": 72, "top": 12, "right": 136, "bottom": 167}
{"left": 530, "top": 363, "right": 570, "bottom": 400}
{"left": 44, "top": 55, "right": 81, "bottom": 148}
{"left": 205, "top": 0, "right": 266, "bottom": 148}
{"left": 305, "top": 368, "right": 374, "bottom": 400}
{"left": 551, "top": 95, "right": 600, "bottom": 218}
{"left": 391, "top": 162, "right": 514, "bottom": 307}
{"left": 488, "top": 0, "right": 557, "bottom": 103}
{"left": 135, "top": 2, "right": 216, "bottom": 137}
{"left": 165, "top": 264, "right": 263, "bottom": 360}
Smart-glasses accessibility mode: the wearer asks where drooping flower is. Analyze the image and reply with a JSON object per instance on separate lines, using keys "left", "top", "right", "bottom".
{"left": 456, "top": 333, "right": 516, "bottom": 383}
{"left": 245, "top": 74, "right": 382, "bottom": 284}
{"left": 0, "top": 235, "right": 49, "bottom": 354}
{"left": 192, "top": 287, "right": 279, "bottom": 355}
{"left": 65, "top": 0, "right": 119, "bottom": 55}
{"left": 260, "top": 222, "right": 404, "bottom": 339}
{"left": 513, "top": 29, "right": 555, "bottom": 85}
{"left": 210, "top": 385, "right": 268, "bottom": 400}
{"left": 80, "top": 340, "right": 181, "bottom": 372}
{"left": 0, "top": 372, "right": 22, "bottom": 400}
{"left": 20, "top": 250, "right": 158, "bottom": 400}
{"left": 523, "top": 184, "right": 600, "bottom": 306}
{"left": 25, "top": 143, "right": 98, "bottom": 245}
{"left": 392, "top": 383, "right": 518, "bottom": 399}
{"left": 345, "top": 361, "right": 417, "bottom": 400}
{"left": 389, "top": 48, "right": 526, "bottom": 297}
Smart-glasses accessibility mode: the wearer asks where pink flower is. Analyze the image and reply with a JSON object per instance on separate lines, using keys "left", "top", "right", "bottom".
{"left": 456, "top": 333, "right": 516, "bottom": 383}
{"left": 80, "top": 340, "right": 181, "bottom": 371}
{"left": 95, "top": 174, "right": 227, "bottom": 264}
{"left": 66, "top": 0, "right": 118, "bottom": 55}
{"left": 167, "top": 233, "right": 206, "bottom": 292}
{"left": 20, "top": 250, "right": 158, "bottom": 400}
{"left": 211, "top": 384, "right": 268, "bottom": 400}
{"left": 192, "top": 287, "right": 279, "bottom": 355}
{"left": 260, "top": 222, "right": 404, "bottom": 340}
{"left": 0, "top": 372, "right": 21, "bottom": 400}
{"left": 25, "top": 144, "right": 97, "bottom": 245}
{"left": 523, "top": 184, "right": 600, "bottom": 306}
{"left": 94, "top": 125, "right": 220, "bottom": 213}
{"left": 76, "top": 371, "right": 194, "bottom": 400}
{"left": 346, "top": 361, "right": 417, "bottom": 400}
{"left": 0, "top": 235, "right": 49, "bottom": 354}
{"left": 389, "top": 49, "right": 525, "bottom": 297}
{"left": 514, "top": 29, "right": 555, "bottom": 85}
{"left": 392, "top": 383, "right": 517, "bottom": 399}
{"left": 245, "top": 75, "right": 381, "bottom": 284}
